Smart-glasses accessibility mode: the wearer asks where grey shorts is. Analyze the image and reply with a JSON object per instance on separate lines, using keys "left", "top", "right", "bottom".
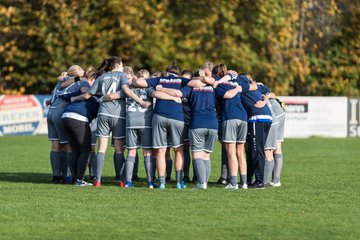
{"left": 47, "top": 108, "right": 69, "bottom": 144}
{"left": 96, "top": 115, "right": 126, "bottom": 139}
{"left": 90, "top": 118, "right": 97, "bottom": 146}
{"left": 276, "top": 114, "right": 285, "bottom": 142}
{"left": 189, "top": 128, "right": 218, "bottom": 152}
{"left": 126, "top": 128, "right": 152, "bottom": 149}
{"left": 152, "top": 114, "right": 184, "bottom": 148}
{"left": 222, "top": 119, "right": 247, "bottom": 143}
{"left": 265, "top": 122, "right": 278, "bottom": 150}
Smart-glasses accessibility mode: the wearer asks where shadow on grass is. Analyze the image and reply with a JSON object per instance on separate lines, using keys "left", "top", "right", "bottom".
{"left": 0, "top": 172, "right": 227, "bottom": 188}
{"left": 0, "top": 172, "right": 52, "bottom": 184}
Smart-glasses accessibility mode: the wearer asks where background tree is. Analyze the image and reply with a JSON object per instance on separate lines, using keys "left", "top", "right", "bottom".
{"left": 0, "top": 0, "right": 358, "bottom": 96}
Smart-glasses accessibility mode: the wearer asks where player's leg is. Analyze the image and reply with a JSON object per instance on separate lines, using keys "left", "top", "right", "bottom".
{"left": 203, "top": 129, "right": 217, "bottom": 186}
{"left": 222, "top": 120, "right": 239, "bottom": 189}
{"left": 236, "top": 120, "right": 248, "bottom": 188}
{"left": 273, "top": 115, "right": 285, "bottom": 187}
{"left": 88, "top": 119, "right": 97, "bottom": 180}
{"left": 216, "top": 122, "right": 228, "bottom": 185}
{"left": 250, "top": 122, "right": 271, "bottom": 189}
{"left": 54, "top": 108, "right": 70, "bottom": 182}
{"left": 113, "top": 118, "right": 126, "bottom": 187}
{"left": 73, "top": 120, "right": 92, "bottom": 184}
{"left": 124, "top": 128, "right": 140, "bottom": 188}
{"left": 189, "top": 128, "right": 206, "bottom": 189}
{"left": 132, "top": 151, "right": 139, "bottom": 181}
{"left": 272, "top": 141, "right": 283, "bottom": 186}
{"left": 169, "top": 118, "right": 185, "bottom": 188}
{"left": 236, "top": 143, "right": 247, "bottom": 189}
{"left": 142, "top": 128, "right": 154, "bottom": 188}
{"left": 165, "top": 147, "right": 172, "bottom": 182}
{"left": 264, "top": 123, "right": 277, "bottom": 185}
{"left": 50, "top": 140, "right": 61, "bottom": 183}
{"left": 94, "top": 115, "right": 111, "bottom": 186}
{"left": 152, "top": 114, "right": 169, "bottom": 188}
{"left": 182, "top": 122, "right": 191, "bottom": 183}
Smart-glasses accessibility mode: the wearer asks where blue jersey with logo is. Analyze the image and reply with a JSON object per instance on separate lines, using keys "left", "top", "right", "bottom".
{"left": 238, "top": 75, "right": 272, "bottom": 123}
{"left": 214, "top": 79, "right": 250, "bottom": 122}
{"left": 146, "top": 73, "right": 190, "bottom": 121}
{"left": 181, "top": 86, "right": 218, "bottom": 130}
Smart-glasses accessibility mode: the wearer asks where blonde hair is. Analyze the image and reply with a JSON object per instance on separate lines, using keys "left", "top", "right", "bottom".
{"left": 124, "top": 66, "right": 134, "bottom": 77}
{"left": 67, "top": 65, "right": 84, "bottom": 77}
{"left": 137, "top": 69, "right": 150, "bottom": 79}
{"left": 198, "top": 69, "right": 206, "bottom": 77}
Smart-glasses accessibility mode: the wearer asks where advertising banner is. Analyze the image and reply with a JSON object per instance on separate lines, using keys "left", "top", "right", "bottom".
{"left": 280, "top": 96, "right": 348, "bottom": 138}
{"left": 348, "top": 98, "right": 360, "bottom": 137}
{"left": 0, "top": 95, "right": 356, "bottom": 138}
{"left": 0, "top": 95, "right": 51, "bottom": 136}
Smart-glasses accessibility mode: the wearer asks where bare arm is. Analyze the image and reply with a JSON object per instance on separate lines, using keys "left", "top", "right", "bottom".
{"left": 187, "top": 79, "right": 206, "bottom": 88}
{"left": 58, "top": 77, "right": 87, "bottom": 89}
{"left": 223, "top": 86, "right": 242, "bottom": 99}
{"left": 70, "top": 92, "right": 92, "bottom": 102}
{"left": 152, "top": 91, "right": 182, "bottom": 104}
{"left": 134, "top": 78, "right": 149, "bottom": 88}
{"left": 254, "top": 93, "right": 275, "bottom": 108}
{"left": 101, "top": 92, "right": 121, "bottom": 102}
{"left": 122, "top": 85, "right": 151, "bottom": 108}
{"left": 80, "top": 86, "right": 89, "bottom": 93}
{"left": 155, "top": 85, "right": 183, "bottom": 97}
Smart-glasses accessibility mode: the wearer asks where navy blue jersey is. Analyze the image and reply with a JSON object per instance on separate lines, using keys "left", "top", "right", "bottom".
{"left": 214, "top": 80, "right": 250, "bottom": 122}
{"left": 146, "top": 73, "right": 190, "bottom": 121}
{"left": 181, "top": 86, "right": 218, "bottom": 130}
{"left": 63, "top": 96, "right": 99, "bottom": 123}
{"left": 238, "top": 75, "right": 272, "bottom": 123}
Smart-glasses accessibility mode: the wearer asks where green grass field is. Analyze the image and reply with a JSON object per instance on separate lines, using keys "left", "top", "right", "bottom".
{"left": 0, "top": 136, "right": 359, "bottom": 240}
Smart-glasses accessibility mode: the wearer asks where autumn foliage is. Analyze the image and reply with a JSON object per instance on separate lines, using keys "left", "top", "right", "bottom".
{"left": 0, "top": 0, "right": 359, "bottom": 96}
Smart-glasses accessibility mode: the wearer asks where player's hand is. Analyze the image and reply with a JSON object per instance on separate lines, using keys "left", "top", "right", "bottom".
{"left": 70, "top": 97, "right": 75, "bottom": 103}
{"left": 140, "top": 101, "right": 152, "bottom": 108}
{"left": 254, "top": 100, "right": 266, "bottom": 108}
{"left": 156, "top": 85, "right": 163, "bottom": 91}
{"left": 228, "top": 70, "right": 238, "bottom": 77}
{"left": 212, "top": 81, "right": 220, "bottom": 89}
{"left": 173, "top": 97, "right": 182, "bottom": 104}
{"left": 45, "top": 99, "right": 51, "bottom": 106}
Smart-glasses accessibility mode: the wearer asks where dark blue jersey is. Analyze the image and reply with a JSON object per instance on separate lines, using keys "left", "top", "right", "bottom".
{"left": 181, "top": 86, "right": 218, "bottom": 130}
{"left": 214, "top": 80, "right": 250, "bottom": 122}
{"left": 238, "top": 75, "right": 272, "bottom": 123}
{"left": 146, "top": 73, "right": 190, "bottom": 121}
{"left": 63, "top": 96, "right": 99, "bottom": 123}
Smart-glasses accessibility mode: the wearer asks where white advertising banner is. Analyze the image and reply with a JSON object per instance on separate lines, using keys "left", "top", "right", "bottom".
{"left": 280, "top": 96, "right": 348, "bottom": 138}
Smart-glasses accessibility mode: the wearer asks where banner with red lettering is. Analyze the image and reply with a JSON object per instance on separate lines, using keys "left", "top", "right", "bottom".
{"left": 0, "top": 95, "right": 50, "bottom": 136}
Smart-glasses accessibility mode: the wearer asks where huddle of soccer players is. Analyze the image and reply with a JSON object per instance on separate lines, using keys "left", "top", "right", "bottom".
{"left": 47, "top": 56, "right": 285, "bottom": 189}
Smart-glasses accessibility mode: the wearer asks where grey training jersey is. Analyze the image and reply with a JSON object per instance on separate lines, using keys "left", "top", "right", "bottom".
{"left": 126, "top": 84, "right": 155, "bottom": 128}
{"left": 89, "top": 71, "right": 128, "bottom": 118}
{"left": 50, "top": 80, "right": 89, "bottom": 109}
{"left": 269, "top": 98, "right": 285, "bottom": 118}
{"left": 267, "top": 101, "right": 279, "bottom": 124}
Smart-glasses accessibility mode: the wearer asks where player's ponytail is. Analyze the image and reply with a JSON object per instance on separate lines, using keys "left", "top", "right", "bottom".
{"left": 165, "top": 60, "right": 181, "bottom": 75}
{"left": 212, "top": 63, "right": 227, "bottom": 78}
